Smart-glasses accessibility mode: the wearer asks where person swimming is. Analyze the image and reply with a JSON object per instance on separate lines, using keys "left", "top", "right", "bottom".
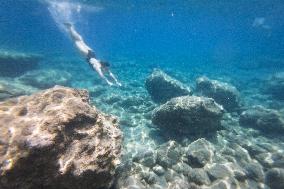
{"left": 64, "top": 23, "right": 121, "bottom": 86}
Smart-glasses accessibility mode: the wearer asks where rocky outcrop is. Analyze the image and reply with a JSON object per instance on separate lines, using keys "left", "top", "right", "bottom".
{"left": 196, "top": 76, "right": 240, "bottom": 112}
{"left": 145, "top": 69, "right": 192, "bottom": 103}
{"left": 264, "top": 72, "right": 284, "bottom": 100}
{"left": 19, "top": 69, "right": 72, "bottom": 89}
{"left": 239, "top": 106, "right": 284, "bottom": 133}
{"left": 152, "top": 96, "right": 224, "bottom": 135}
{"left": 0, "top": 86, "right": 122, "bottom": 189}
{"left": 0, "top": 50, "right": 42, "bottom": 77}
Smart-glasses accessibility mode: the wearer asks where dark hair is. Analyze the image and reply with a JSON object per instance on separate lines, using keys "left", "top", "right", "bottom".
{"left": 100, "top": 61, "right": 110, "bottom": 68}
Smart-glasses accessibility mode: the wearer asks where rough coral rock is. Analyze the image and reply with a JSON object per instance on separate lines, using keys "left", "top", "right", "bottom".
{"left": 152, "top": 96, "right": 224, "bottom": 135}
{"left": 196, "top": 76, "right": 240, "bottom": 112}
{"left": 0, "top": 86, "right": 122, "bottom": 189}
{"left": 18, "top": 69, "right": 72, "bottom": 89}
{"left": 145, "top": 69, "right": 192, "bottom": 103}
{"left": 239, "top": 106, "right": 284, "bottom": 133}
{"left": 0, "top": 50, "right": 42, "bottom": 77}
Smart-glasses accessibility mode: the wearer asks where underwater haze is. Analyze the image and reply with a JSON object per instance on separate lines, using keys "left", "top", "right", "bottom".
{"left": 0, "top": 0, "right": 284, "bottom": 189}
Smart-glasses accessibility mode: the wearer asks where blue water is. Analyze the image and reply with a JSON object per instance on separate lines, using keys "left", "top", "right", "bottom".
{"left": 1, "top": 0, "right": 284, "bottom": 63}
{"left": 1, "top": 0, "right": 284, "bottom": 188}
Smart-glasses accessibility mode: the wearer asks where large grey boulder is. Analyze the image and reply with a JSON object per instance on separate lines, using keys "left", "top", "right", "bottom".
{"left": 239, "top": 106, "right": 284, "bottom": 133}
{"left": 145, "top": 69, "right": 192, "bottom": 103}
{"left": 264, "top": 72, "right": 284, "bottom": 100}
{"left": 0, "top": 86, "right": 122, "bottom": 189}
{"left": 196, "top": 76, "right": 240, "bottom": 112}
{"left": 152, "top": 96, "right": 224, "bottom": 135}
{"left": 0, "top": 50, "right": 42, "bottom": 77}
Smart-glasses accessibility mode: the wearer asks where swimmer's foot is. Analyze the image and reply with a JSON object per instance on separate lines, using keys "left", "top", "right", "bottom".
{"left": 116, "top": 82, "right": 122, "bottom": 87}
{"left": 106, "top": 80, "right": 114, "bottom": 86}
{"left": 63, "top": 22, "right": 72, "bottom": 28}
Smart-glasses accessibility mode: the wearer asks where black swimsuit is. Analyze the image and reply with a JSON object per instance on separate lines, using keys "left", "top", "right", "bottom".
{"left": 86, "top": 50, "right": 96, "bottom": 62}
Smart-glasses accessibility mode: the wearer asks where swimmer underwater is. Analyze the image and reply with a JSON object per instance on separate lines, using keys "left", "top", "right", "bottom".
{"left": 64, "top": 23, "right": 121, "bottom": 86}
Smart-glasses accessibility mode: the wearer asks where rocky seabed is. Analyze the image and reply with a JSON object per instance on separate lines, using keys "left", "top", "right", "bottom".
{"left": 0, "top": 56, "right": 284, "bottom": 189}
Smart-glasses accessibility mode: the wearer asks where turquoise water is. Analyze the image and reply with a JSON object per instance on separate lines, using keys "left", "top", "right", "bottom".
{"left": 1, "top": 0, "right": 284, "bottom": 189}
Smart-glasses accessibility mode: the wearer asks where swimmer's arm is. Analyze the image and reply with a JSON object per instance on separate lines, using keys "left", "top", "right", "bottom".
{"left": 108, "top": 70, "right": 122, "bottom": 86}
{"left": 92, "top": 64, "right": 114, "bottom": 86}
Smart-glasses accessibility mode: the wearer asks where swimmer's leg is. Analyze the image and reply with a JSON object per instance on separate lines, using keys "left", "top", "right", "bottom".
{"left": 64, "top": 23, "right": 83, "bottom": 41}
{"left": 64, "top": 23, "right": 92, "bottom": 56}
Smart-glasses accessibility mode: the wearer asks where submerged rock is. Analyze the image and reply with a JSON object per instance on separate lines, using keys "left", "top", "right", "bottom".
{"left": 196, "top": 76, "right": 240, "bottom": 112}
{"left": 133, "top": 149, "right": 157, "bottom": 168}
{"left": 170, "top": 178, "right": 190, "bottom": 189}
{"left": 207, "top": 164, "right": 232, "bottom": 181}
{"left": 116, "top": 175, "right": 146, "bottom": 189}
{"left": 265, "top": 168, "right": 284, "bottom": 189}
{"left": 187, "top": 168, "right": 211, "bottom": 185}
{"left": 152, "top": 165, "right": 165, "bottom": 176}
{"left": 186, "top": 138, "right": 214, "bottom": 168}
{"left": 244, "top": 162, "right": 264, "bottom": 182}
{"left": 0, "top": 86, "right": 122, "bottom": 189}
{"left": 239, "top": 106, "right": 284, "bottom": 133}
{"left": 156, "top": 141, "right": 182, "bottom": 168}
{"left": 152, "top": 96, "right": 224, "bottom": 135}
{"left": 0, "top": 50, "right": 42, "bottom": 77}
{"left": 145, "top": 69, "right": 192, "bottom": 103}
{"left": 264, "top": 72, "right": 284, "bottom": 100}
{"left": 19, "top": 69, "right": 72, "bottom": 89}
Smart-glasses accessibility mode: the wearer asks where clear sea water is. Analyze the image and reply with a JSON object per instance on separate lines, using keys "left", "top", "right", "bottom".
{"left": 1, "top": 0, "right": 284, "bottom": 188}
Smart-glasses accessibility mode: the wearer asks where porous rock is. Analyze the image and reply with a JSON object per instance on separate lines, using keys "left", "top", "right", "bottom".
{"left": 152, "top": 96, "right": 224, "bottom": 135}
{"left": 18, "top": 69, "right": 72, "bottom": 89}
{"left": 145, "top": 69, "right": 192, "bottom": 103}
{"left": 0, "top": 86, "right": 122, "bottom": 189}
{"left": 196, "top": 76, "right": 240, "bottom": 112}
{"left": 0, "top": 50, "right": 42, "bottom": 77}
{"left": 239, "top": 106, "right": 284, "bottom": 133}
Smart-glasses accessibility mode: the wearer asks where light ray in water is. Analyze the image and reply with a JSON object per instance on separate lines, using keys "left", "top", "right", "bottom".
{"left": 46, "top": 0, "right": 103, "bottom": 31}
